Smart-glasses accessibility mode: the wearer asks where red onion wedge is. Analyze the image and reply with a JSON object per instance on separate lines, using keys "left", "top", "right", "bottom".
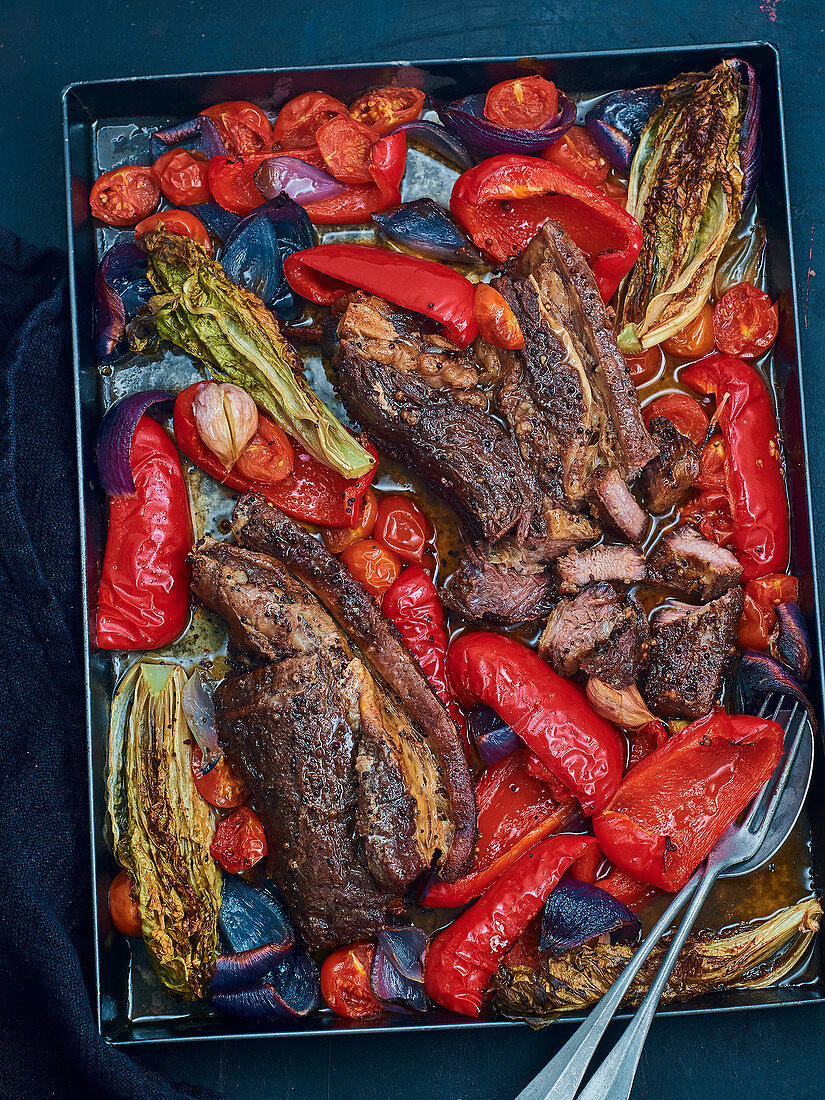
{"left": 255, "top": 156, "right": 346, "bottom": 206}
{"left": 93, "top": 241, "right": 153, "bottom": 363}
{"left": 95, "top": 391, "right": 174, "bottom": 497}
{"left": 438, "top": 91, "right": 576, "bottom": 155}
{"left": 468, "top": 703, "right": 520, "bottom": 767}
{"left": 150, "top": 115, "right": 227, "bottom": 159}
{"left": 540, "top": 878, "right": 640, "bottom": 955}
{"left": 377, "top": 925, "right": 429, "bottom": 983}
{"left": 385, "top": 119, "right": 474, "bottom": 170}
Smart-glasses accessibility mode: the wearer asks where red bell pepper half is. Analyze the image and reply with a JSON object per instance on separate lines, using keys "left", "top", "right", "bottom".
{"left": 283, "top": 243, "right": 478, "bottom": 348}
{"left": 424, "top": 833, "right": 599, "bottom": 1016}
{"left": 593, "top": 709, "right": 784, "bottom": 892}
{"left": 682, "top": 353, "right": 790, "bottom": 581}
{"left": 173, "top": 382, "right": 376, "bottom": 528}
{"left": 450, "top": 154, "right": 642, "bottom": 301}
{"left": 302, "top": 130, "right": 406, "bottom": 224}
{"left": 446, "top": 632, "right": 624, "bottom": 814}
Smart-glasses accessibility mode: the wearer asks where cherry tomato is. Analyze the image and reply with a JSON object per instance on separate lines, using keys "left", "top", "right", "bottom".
{"left": 599, "top": 174, "right": 628, "bottom": 207}
{"left": 712, "top": 282, "right": 779, "bottom": 359}
{"left": 272, "top": 92, "right": 348, "bottom": 149}
{"left": 210, "top": 806, "right": 267, "bottom": 874}
{"left": 134, "top": 210, "right": 212, "bottom": 254}
{"left": 340, "top": 538, "right": 402, "bottom": 598}
{"left": 694, "top": 435, "right": 726, "bottom": 492}
{"left": 484, "top": 75, "right": 559, "bottom": 130}
{"left": 738, "top": 574, "right": 799, "bottom": 649}
{"left": 474, "top": 282, "right": 525, "bottom": 349}
{"left": 90, "top": 166, "right": 160, "bottom": 227}
{"left": 643, "top": 393, "right": 709, "bottom": 447}
{"left": 191, "top": 745, "right": 249, "bottom": 809}
{"left": 108, "top": 869, "right": 141, "bottom": 937}
{"left": 152, "top": 148, "right": 210, "bottom": 205}
{"left": 320, "top": 942, "right": 382, "bottom": 1018}
{"left": 348, "top": 87, "right": 425, "bottom": 135}
{"left": 625, "top": 345, "right": 663, "bottom": 387}
{"left": 234, "top": 418, "right": 295, "bottom": 483}
{"left": 208, "top": 153, "right": 271, "bottom": 215}
{"left": 373, "top": 495, "right": 432, "bottom": 564}
{"left": 661, "top": 302, "right": 715, "bottom": 359}
{"left": 420, "top": 548, "right": 438, "bottom": 578}
{"left": 200, "top": 100, "right": 273, "bottom": 156}
{"left": 275, "top": 145, "right": 328, "bottom": 170}
{"left": 321, "top": 488, "right": 378, "bottom": 554}
{"left": 315, "top": 115, "right": 376, "bottom": 183}
{"left": 542, "top": 126, "right": 609, "bottom": 186}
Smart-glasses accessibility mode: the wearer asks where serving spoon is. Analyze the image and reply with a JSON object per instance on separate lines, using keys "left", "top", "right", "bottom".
{"left": 515, "top": 694, "right": 814, "bottom": 1100}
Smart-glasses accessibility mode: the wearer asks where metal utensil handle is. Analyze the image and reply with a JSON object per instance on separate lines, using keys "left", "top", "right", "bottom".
{"left": 514, "top": 872, "right": 702, "bottom": 1100}
{"left": 575, "top": 863, "right": 722, "bottom": 1100}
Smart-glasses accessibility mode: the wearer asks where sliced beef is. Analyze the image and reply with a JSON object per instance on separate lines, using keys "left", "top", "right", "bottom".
{"left": 640, "top": 418, "right": 702, "bottom": 514}
{"left": 643, "top": 587, "right": 744, "bottom": 718}
{"left": 231, "top": 492, "right": 476, "bottom": 880}
{"left": 588, "top": 468, "right": 648, "bottom": 543}
{"left": 646, "top": 524, "right": 744, "bottom": 602}
{"left": 336, "top": 293, "right": 538, "bottom": 542}
{"left": 537, "top": 582, "right": 650, "bottom": 688}
{"left": 556, "top": 543, "right": 647, "bottom": 594}
{"left": 443, "top": 547, "right": 555, "bottom": 625}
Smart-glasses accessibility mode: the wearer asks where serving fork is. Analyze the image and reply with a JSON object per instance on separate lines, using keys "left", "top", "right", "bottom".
{"left": 515, "top": 694, "right": 814, "bottom": 1100}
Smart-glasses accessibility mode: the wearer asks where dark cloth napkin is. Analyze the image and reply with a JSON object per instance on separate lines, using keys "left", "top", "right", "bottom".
{"left": 0, "top": 227, "right": 218, "bottom": 1100}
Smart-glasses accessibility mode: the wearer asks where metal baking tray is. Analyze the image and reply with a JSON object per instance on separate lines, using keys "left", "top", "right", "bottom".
{"left": 63, "top": 41, "right": 825, "bottom": 1045}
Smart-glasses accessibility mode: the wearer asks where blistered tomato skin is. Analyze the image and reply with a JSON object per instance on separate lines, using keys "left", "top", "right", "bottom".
{"left": 320, "top": 943, "right": 382, "bottom": 1018}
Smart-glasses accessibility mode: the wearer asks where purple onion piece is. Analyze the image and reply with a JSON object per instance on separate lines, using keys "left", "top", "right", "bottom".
{"left": 210, "top": 943, "right": 293, "bottom": 994}
{"left": 540, "top": 878, "right": 640, "bottom": 956}
{"left": 94, "top": 241, "right": 153, "bottom": 363}
{"left": 212, "top": 950, "right": 320, "bottom": 1021}
{"left": 727, "top": 58, "right": 763, "bottom": 208}
{"left": 372, "top": 198, "right": 483, "bottom": 264}
{"left": 437, "top": 91, "right": 576, "bottom": 156}
{"left": 584, "top": 85, "right": 663, "bottom": 172}
{"left": 255, "top": 156, "right": 346, "bottom": 206}
{"left": 182, "top": 201, "right": 241, "bottom": 243}
{"left": 218, "top": 875, "right": 295, "bottom": 956}
{"left": 773, "top": 602, "right": 812, "bottom": 684}
{"left": 95, "top": 391, "right": 174, "bottom": 497}
{"left": 468, "top": 703, "right": 521, "bottom": 767}
{"left": 736, "top": 649, "right": 817, "bottom": 732}
{"left": 150, "top": 115, "right": 227, "bottom": 159}
{"left": 377, "top": 925, "right": 429, "bottom": 983}
{"left": 384, "top": 119, "right": 474, "bottom": 170}
{"left": 370, "top": 943, "right": 427, "bottom": 1014}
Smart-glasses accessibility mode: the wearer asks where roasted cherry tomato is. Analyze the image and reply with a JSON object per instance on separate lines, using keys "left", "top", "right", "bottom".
{"left": 321, "top": 488, "right": 378, "bottom": 554}
{"left": 340, "top": 538, "right": 402, "bottom": 598}
{"left": 542, "top": 126, "right": 609, "bottom": 186}
{"left": 316, "top": 115, "right": 376, "bottom": 184}
{"left": 191, "top": 745, "right": 249, "bottom": 809}
{"left": 275, "top": 145, "right": 327, "bottom": 169}
{"left": 348, "top": 86, "right": 425, "bottom": 135}
{"left": 272, "top": 91, "right": 348, "bottom": 149}
{"left": 661, "top": 302, "right": 715, "bottom": 358}
{"left": 738, "top": 573, "right": 799, "bottom": 649}
{"left": 484, "top": 75, "right": 559, "bottom": 130}
{"left": 694, "top": 434, "right": 727, "bottom": 492}
{"left": 208, "top": 153, "right": 271, "bottom": 215}
{"left": 134, "top": 210, "right": 212, "bottom": 254}
{"left": 712, "top": 282, "right": 779, "bottom": 359}
{"left": 643, "top": 392, "right": 709, "bottom": 447}
{"left": 320, "top": 943, "right": 382, "bottom": 1018}
{"left": 200, "top": 100, "right": 273, "bottom": 156}
{"left": 234, "top": 418, "right": 295, "bottom": 483}
{"left": 625, "top": 345, "right": 663, "bottom": 388}
{"left": 90, "top": 166, "right": 160, "bottom": 227}
{"left": 152, "top": 148, "right": 210, "bottom": 205}
{"left": 474, "top": 282, "right": 525, "bottom": 349}
{"left": 108, "top": 869, "right": 141, "bottom": 937}
{"left": 373, "top": 494, "right": 432, "bottom": 564}
{"left": 599, "top": 174, "right": 628, "bottom": 207}
{"left": 210, "top": 806, "right": 267, "bottom": 874}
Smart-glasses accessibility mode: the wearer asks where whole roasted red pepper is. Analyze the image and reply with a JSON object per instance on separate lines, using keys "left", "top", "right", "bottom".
{"left": 593, "top": 710, "right": 784, "bottom": 892}
{"left": 446, "top": 632, "right": 624, "bottom": 814}
{"left": 421, "top": 746, "right": 574, "bottom": 908}
{"left": 173, "top": 383, "right": 376, "bottom": 528}
{"left": 302, "top": 130, "right": 406, "bottom": 224}
{"left": 97, "top": 416, "right": 192, "bottom": 650}
{"left": 424, "top": 833, "right": 599, "bottom": 1016}
{"left": 450, "top": 155, "right": 642, "bottom": 301}
{"left": 284, "top": 244, "right": 478, "bottom": 347}
{"left": 682, "top": 354, "right": 790, "bottom": 581}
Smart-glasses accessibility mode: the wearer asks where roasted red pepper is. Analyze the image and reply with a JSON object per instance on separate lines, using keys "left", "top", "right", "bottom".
{"left": 97, "top": 416, "right": 192, "bottom": 650}
{"left": 173, "top": 382, "right": 376, "bottom": 528}
{"left": 424, "top": 834, "right": 599, "bottom": 1016}
{"left": 283, "top": 243, "right": 478, "bottom": 348}
{"left": 446, "top": 632, "right": 624, "bottom": 814}
{"left": 302, "top": 130, "right": 406, "bottom": 224}
{"left": 627, "top": 720, "right": 668, "bottom": 771}
{"left": 450, "top": 155, "right": 642, "bottom": 301}
{"left": 597, "top": 865, "right": 660, "bottom": 913}
{"left": 593, "top": 710, "right": 784, "bottom": 892}
{"left": 421, "top": 746, "right": 574, "bottom": 908}
{"left": 682, "top": 354, "right": 790, "bottom": 581}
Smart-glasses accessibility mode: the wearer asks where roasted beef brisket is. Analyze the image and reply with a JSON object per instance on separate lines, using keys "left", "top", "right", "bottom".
{"left": 555, "top": 543, "right": 647, "bottom": 594}
{"left": 587, "top": 468, "right": 648, "bottom": 543}
{"left": 442, "top": 546, "right": 555, "bottom": 625}
{"left": 640, "top": 417, "right": 702, "bottom": 514}
{"left": 646, "top": 524, "right": 744, "bottom": 602}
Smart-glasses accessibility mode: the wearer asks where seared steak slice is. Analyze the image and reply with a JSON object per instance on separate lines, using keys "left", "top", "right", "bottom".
{"left": 336, "top": 294, "right": 538, "bottom": 542}
{"left": 640, "top": 417, "right": 701, "bottom": 514}
{"left": 231, "top": 493, "right": 476, "bottom": 880}
{"left": 537, "top": 582, "right": 650, "bottom": 688}
{"left": 588, "top": 468, "right": 648, "bottom": 543}
{"left": 443, "top": 547, "right": 555, "bottom": 625}
{"left": 647, "top": 524, "right": 744, "bottom": 602}
{"left": 643, "top": 587, "right": 744, "bottom": 718}
{"left": 556, "top": 544, "right": 647, "bottom": 594}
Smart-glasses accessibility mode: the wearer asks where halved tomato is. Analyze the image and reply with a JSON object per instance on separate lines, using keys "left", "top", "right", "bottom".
{"left": 90, "top": 166, "right": 160, "bottom": 227}
{"left": 108, "top": 869, "right": 141, "bottom": 937}
{"left": 210, "top": 807, "right": 267, "bottom": 874}
{"left": 643, "top": 393, "right": 709, "bottom": 447}
{"left": 484, "top": 75, "right": 559, "bottom": 129}
{"left": 152, "top": 148, "right": 210, "bottom": 205}
{"left": 738, "top": 574, "right": 799, "bottom": 649}
{"left": 271, "top": 91, "right": 348, "bottom": 148}
{"left": 320, "top": 943, "right": 381, "bottom": 1018}
{"left": 712, "top": 282, "right": 778, "bottom": 359}
{"left": 348, "top": 86, "right": 425, "bottom": 135}
{"left": 234, "top": 418, "right": 295, "bottom": 483}
{"left": 208, "top": 153, "right": 271, "bottom": 215}
{"left": 134, "top": 210, "right": 212, "bottom": 254}
{"left": 542, "top": 126, "right": 609, "bottom": 186}
{"left": 316, "top": 115, "right": 376, "bottom": 183}
{"left": 200, "top": 100, "right": 273, "bottom": 155}
{"left": 191, "top": 746, "right": 249, "bottom": 809}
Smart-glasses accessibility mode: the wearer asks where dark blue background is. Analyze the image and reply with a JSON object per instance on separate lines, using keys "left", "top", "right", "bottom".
{"left": 2, "top": 1, "right": 824, "bottom": 1096}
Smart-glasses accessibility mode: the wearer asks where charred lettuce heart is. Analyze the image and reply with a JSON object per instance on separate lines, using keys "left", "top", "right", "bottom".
{"left": 617, "top": 60, "right": 747, "bottom": 353}
{"left": 138, "top": 229, "right": 375, "bottom": 480}
{"left": 106, "top": 661, "right": 222, "bottom": 1000}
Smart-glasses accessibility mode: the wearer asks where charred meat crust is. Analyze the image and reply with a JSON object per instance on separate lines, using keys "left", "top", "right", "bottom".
{"left": 231, "top": 492, "right": 476, "bottom": 880}
{"left": 646, "top": 523, "right": 744, "bottom": 602}
{"left": 640, "top": 418, "right": 702, "bottom": 514}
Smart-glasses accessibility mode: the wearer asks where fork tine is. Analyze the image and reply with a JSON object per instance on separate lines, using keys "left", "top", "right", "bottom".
{"left": 738, "top": 699, "right": 800, "bottom": 833}
{"left": 746, "top": 705, "right": 806, "bottom": 842}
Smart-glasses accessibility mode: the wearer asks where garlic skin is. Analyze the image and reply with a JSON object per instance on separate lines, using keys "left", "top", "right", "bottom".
{"left": 192, "top": 383, "right": 258, "bottom": 470}
{"left": 586, "top": 677, "right": 654, "bottom": 729}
